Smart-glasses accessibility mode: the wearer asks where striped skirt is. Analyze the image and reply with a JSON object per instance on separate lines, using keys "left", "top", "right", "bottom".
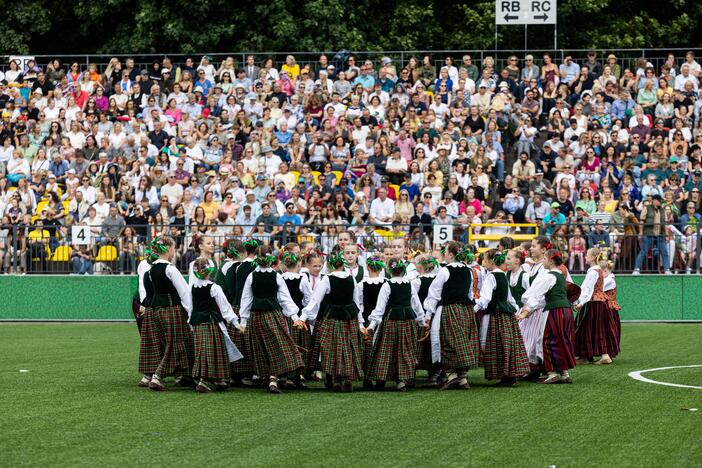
{"left": 138, "top": 307, "right": 162, "bottom": 374}
{"left": 318, "top": 318, "right": 364, "bottom": 380}
{"left": 228, "top": 305, "right": 253, "bottom": 374}
{"left": 542, "top": 307, "right": 577, "bottom": 373}
{"left": 484, "top": 312, "right": 530, "bottom": 380}
{"left": 192, "top": 322, "right": 230, "bottom": 380}
{"left": 439, "top": 303, "right": 480, "bottom": 371}
{"left": 153, "top": 305, "right": 194, "bottom": 378}
{"left": 575, "top": 301, "right": 620, "bottom": 359}
{"left": 366, "top": 320, "right": 419, "bottom": 382}
{"left": 306, "top": 317, "right": 326, "bottom": 374}
{"left": 249, "top": 309, "right": 304, "bottom": 378}
{"left": 286, "top": 316, "right": 312, "bottom": 369}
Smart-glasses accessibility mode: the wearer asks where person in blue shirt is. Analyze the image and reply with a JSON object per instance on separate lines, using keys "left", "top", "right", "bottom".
{"left": 353, "top": 66, "right": 376, "bottom": 92}
{"left": 278, "top": 201, "right": 302, "bottom": 232}
{"left": 542, "top": 202, "right": 566, "bottom": 235}
{"left": 400, "top": 173, "right": 420, "bottom": 203}
{"left": 610, "top": 90, "right": 636, "bottom": 122}
{"left": 194, "top": 70, "right": 213, "bottom": 97}
{"left": 49, "top": 153, "right": 69, "bottom": 183}
{"left": 679, "top": 202, "right": 702, "bottom": 231}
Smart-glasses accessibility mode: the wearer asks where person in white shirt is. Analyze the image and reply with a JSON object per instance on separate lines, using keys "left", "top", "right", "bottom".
{"left": 161, "top": 172, "right": 184, "bottom": 206}
{"left": 369, "top": 188, "right": 395, "bottom": 225}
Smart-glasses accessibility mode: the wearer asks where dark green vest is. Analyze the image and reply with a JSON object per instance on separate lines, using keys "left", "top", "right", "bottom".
{"left": 386, "top": 282, "right": 415, "bottom": 320}
{"left": 324, "top": 275, "right": 359, "bottom": 321}
{"left": 439, "top": 265, "right": 471, "bottom": 306}
{"left": 189, "top": 284, "right": 223, "bottom": 325}
{"left": 222, "top": 261, "right": 239, "bottom": 304}
{"left": 354, "top": 266, "right": 365, "bottom": 283}
{"left": 418, "top": 275, "right": 434, "bottom": 304}
{"left": 234, "top": 260, "right": 257, "bottom": 306}
{"left": 138, "top": 270, "right": 155, "bottom": 307}
{"left": 544, "top": 271, "right": 571, "bottom": 310}
{"left": 251, "top": 271, "right": 281, "bottom": 311}
{"left": 284, "top": 276, "right": 304, "bottom": 309}
{"left": 507, "top": 270, "right": 526, "bottom": 306}
{"left": 486, "top": 272, "right": 516, "bottom": 315}
{"left": 149, "top": 263, "right": 181, "bottom": 307}
{"left": 362, "top": 280, "right": 385, "bottom": 325}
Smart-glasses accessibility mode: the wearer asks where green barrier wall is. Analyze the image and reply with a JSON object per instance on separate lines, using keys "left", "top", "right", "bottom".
{"left": 0, "top": 275, "right": 700, "bottom": 321}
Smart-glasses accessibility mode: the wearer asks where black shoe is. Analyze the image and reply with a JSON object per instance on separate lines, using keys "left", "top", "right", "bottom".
{"left": 494, "top": 377, "right": 516, "bottom": 387}
{"left": 362, "top": 379, "right": 374, "bottom": 391}
{"left": 342, "top": 380, "right": 353, "bottom": 393}
{"left": 324, "top": 374, "right": 334, "bottom": 389}
{"left": 374, "top": 380, "right": 386, "bottom": 391}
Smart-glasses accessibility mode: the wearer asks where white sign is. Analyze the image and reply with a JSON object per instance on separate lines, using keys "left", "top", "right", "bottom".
{"left": 72, "top": 226, "right": 91, "bottom": 245}
{"left": 9, "top": 55, "right": 36, "bottom": 71}
{"left": 495, "top": 0, "right": 556, "bottom": 25}
{"left": 433, "top": 225, "right": 454, "bottom": 245}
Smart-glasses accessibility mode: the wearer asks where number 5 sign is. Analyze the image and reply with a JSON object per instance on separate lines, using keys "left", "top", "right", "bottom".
{"left": 72, "top": 226, "right": 91, "bottom": 245}
{"left": 433, "top": 225, "right": 453, "bottom": 245}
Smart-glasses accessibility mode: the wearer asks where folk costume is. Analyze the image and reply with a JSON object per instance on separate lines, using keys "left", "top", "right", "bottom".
{"left": 603, "top": 272, "right": 622, "bottom": 347}
{"left": 302, "top": 268, "right": 365, "bottom": 391}
{"left": 190, "top": 274, "right": 243, "bottom": 392}
{"left": 423, "top": 260, "right": 481, "bottom": 389}
{"left": 518, "top": 261, "right": 550, "bottom": 368}
{"left": 474, "top": 268, "right": 530, "bottom": 383}
{"left": 281, "top": 271, "right": 314, "bottom": 367}
{"left": 136, "top": 252, "right": 159, "bottom": 387}
{"left": 239, "top": 260, "right": 305, "bottom": 393}
{"left": 133, "top": 258, "right": 152, "bottom": 335}
{"left": 574, "top": 266, "right": 620, "bottom": 361}
{"left": 229, "top": 255, "right": 258, "bottom": 378}
{"left": 522, "top": 268, "right": 577, "bottom": 383}
{"left": 365, "top": 273, "right": 426, "bottom": 390}
{"left": 147, "top": 258, "right": 194, "bottom": 390}
{"left": 358, "top": 273, "right": 386, "bottom": 379}
{"left": 413, "top": 258, "right": 439, "bottom": 373}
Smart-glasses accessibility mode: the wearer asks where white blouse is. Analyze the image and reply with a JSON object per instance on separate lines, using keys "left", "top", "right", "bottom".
{"left": 423, "top": 262, "right": 472, "bottom": 316}
{"left": 575, "top": 266, "right": 602, "bottom": 306}
{"left": 151, "top": 259, "right": 192, "bottom": 315}
{"left": 137, "top": 259, "right": 151, "bottom": 303}
{"left": 521, "top": 268, "right": 562, "bottom": 311}
{"left": 191, "top": 278, "right": 240, "bottom": 327}
{"left": 239, "top": 267, "right": 300, "bottom": 326}
{"left": 281, "top": 271, "right": 313, "bottom": 307}
{"left": 366, "top": 278, "right": 425, "bottom": 330}
{"left": 474, "top": 270, "right": 518, "bottom": 312}
{"left": 301, "top": 271, "right": 362, "bottom": 322}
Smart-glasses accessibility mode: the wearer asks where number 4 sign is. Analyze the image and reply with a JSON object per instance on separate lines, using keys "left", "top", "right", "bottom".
{"left": 72, "top": 226, "right": 91, "bottom": 245}
{"left": 433, "top": 225, "right": 453, "bottom": 245}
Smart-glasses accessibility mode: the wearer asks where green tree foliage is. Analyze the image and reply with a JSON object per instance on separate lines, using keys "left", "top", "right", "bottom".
{"left": 1, "top": 0, "right": 701, "bottom": 54}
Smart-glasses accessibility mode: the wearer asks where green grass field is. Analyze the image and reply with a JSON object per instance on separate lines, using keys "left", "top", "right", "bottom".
{"left": 2, "top": 323, "right": 701, "bottom": 467}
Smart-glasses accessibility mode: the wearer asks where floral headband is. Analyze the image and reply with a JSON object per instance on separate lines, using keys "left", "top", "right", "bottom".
{"left": 150, "top": 235, "right": 168, "bottom": 254}
{"left": 366, "top": 257, "right": 386, "bottom": 272}
{"left": 418, "top": 256, "right": 439, "bottom": 270}
{"left": 193, "top": 265, "right": 217, "bottom": 280}
{"left": 254, "top": 254, "right": 276, "bottom": 268}
{"left": 224, "top": 240, "right": 241, "bottom": 259}
{"left": 327, "top": 252, "right": 348, "bottom": 268}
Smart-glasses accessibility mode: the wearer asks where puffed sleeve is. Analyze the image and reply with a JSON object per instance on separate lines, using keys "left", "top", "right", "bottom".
{"left": 238, "top": 273, "right": 255, "bottom": 327}
{"left": 474, "top": 273, "right": 496, "bottom": 312}
{"left": 276, "top": 273, "right": 300, "bottom": 319}
{"left": 301, "top": 275, "right": 331, "bottom": 321}
{"left": 575, "top": 268, "right": 599, "bottom": 306}
{"left": 166, "top": 264, "right": 192, "bottom": 317}
{"left": 137, "top": 260, "right": 150, "bottom": 303}
{"left": 423, "top": 267, "right": 449, "bottom": 316}
{"left": 522, "top": 271, "right": 556, "bottom": 312}
{"left": 299, "top": 275, "right": 313, "bottom": 308}
{"left": 367, "top": 283, "right": 391, "bottom": 330}
{"left": 211, "top": 283, "right": 239, "bottom": 327}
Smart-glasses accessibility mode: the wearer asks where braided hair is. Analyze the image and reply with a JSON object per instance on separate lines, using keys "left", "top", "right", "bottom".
{"left": 387, "top": 257, "right": 409, "bottom": 277}
{"left": 193, "top": 257, "right": 217, "bottom": 280}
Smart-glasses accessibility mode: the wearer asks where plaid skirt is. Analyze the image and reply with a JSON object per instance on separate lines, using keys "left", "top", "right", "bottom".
{"left": 153, "top": 305, "right": 194, "bottom": 378}
{"left": 543, "top": 307, "right": 577, "bottom": 373}
{"left": 286, "top": 316, "right": 312, "bottom": 369}
{"left": 318, "top": 318, "right": 365, "bottom": 380}
{"left": 192, "top": 321, "right": 230, "bottom": 380}
{"left": 416, "top": 325, "right": 433, "bottom": 371}
{"left": 575, "top": 301, "right": 620, "bottom": 359}
{"left": 362, "top": 328, "right": 375, "bottom": 374}
{"left": 228, "top": 306, "right": 253, "bottom": 374}
{"left": 484, "top": 312, "right": 530, "bottom": 380}
{"left": 250, "top": 309, "right": 304, "bottom": 378}
{"left": 366, "top": 319, "right": 419, "bottom": 382}
{"left": 138, "top": 307, "right": 162, "bottom": 374}
{"left": 306, "top": 317, "right": 326, "bottom": 374}
{"left": 439, "top": 303, "right": 480, "bottom": 371}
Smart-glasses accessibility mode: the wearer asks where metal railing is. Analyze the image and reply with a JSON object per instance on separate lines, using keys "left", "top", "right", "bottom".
{"left": 0, "top": 222, "right": 698, "bottom": 275}
{"left": 5, "top": 48, "right": 702, "bottom": 79}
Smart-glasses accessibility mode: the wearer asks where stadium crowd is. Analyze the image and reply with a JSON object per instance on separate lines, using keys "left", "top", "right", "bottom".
{"left": 0, "top": 51, "right": 701, "bottom": 274}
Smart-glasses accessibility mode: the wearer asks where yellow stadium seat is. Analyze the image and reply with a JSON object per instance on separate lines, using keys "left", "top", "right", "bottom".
{"left": 51, "top": 245, "right": 73, "bottom": 262}
{"left": 311, "top": 171, "right": 321, "bottom": 185}
{"left": 290, "top": 171, "right": 300, "bottom": 181}
{"left": 332, "top": 171, "right": 344, "bottom": 184}
{"left": 62, "top": 200, "right": 71, "bottom": 213}
{"left": 96, "top": 245, "right": 118, "bottom": 262}
{"left": 35, "top": 200, "right": 49, "bottom": 215}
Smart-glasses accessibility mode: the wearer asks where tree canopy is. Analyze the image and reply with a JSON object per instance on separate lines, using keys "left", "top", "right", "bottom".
{"left": 2, "top": 0, "right": 701, "bottom": 54}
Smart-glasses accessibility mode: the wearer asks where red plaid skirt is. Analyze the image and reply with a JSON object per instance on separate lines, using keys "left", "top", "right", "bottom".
{"left": 575, "top": 301, "right": 620, "bottom": 359}
{"left": 366, "top": 319, "right": 419, "bottom": 382}
{"left": 318, "top": 318, "right": 364, "bottom": 380}
{"left": 483, "top": 312, "right": 530, "bottom": 380}
{"left": 249, "top": 310, "right": 304, "bottom": 378}
{"left": 228, "top": 306, "right": 253, "bottom": 374}
{"left": 193, "top": 322, "right": 230, "bottom": 380}
{"left": 138, "top": 307, "right": 162, "bottom": 374}
{"left": 306, "top": 317, "right": 326, "bottom": 374}
{"left": 153, "top": 304, "right": 194, "bottom": 378}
